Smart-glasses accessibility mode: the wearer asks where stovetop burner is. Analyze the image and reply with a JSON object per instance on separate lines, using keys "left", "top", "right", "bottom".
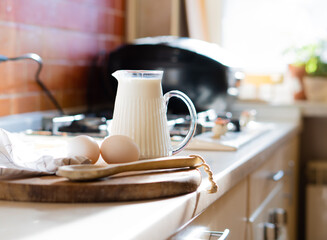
{"left": 41, "top": 114, "right": 109, "bottom": 138}
{"left": 39, "top": 109, "right": 247, "bottom": 138}
{"left": 168, "top": 109, "right": 243, "bottom": 138}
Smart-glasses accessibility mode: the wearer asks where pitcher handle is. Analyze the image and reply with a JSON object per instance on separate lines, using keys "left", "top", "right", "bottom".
{"left": 164, "top": 90, "right": 197, "bottom": 155}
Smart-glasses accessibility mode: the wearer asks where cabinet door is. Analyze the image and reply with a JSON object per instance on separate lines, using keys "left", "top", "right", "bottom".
{"left": 281, "top": 137, "right": 299, "bottom": 240}
{"left": 171, "top": 179, "right": 247, "bottom": 240}
{"left": 248, "top": 183, "right": 288, "bottom": 240}
{"left": 248, "top": 149, "right": 285, "bottom": 215}
{"left": 248, "top": 136, "right": 298, "bottom": 240}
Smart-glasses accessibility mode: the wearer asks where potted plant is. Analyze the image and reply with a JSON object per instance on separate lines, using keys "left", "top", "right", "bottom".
{"left": 286, "top": 40, "right": 327, "bottom": 101}
{"left": 302, "top": 41, "right": 327, "bottom": 101}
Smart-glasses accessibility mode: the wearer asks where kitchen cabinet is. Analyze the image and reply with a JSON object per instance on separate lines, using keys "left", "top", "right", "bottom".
{"left": 170, "top": 179, "right": 248, "bottom": 240}
{"left": 248, "top": 137, "right": 298, "bottom": 240}
{"left": 282, "top": 137, "right": 299, "bottom": 240}
{"left": 170, "top": 136, "right": 299, "bottom": 240}
{"left": 248, "top": 183, "right": 286, "bottom": 240}
{"left": 126, "top": 0, "right": 187, "bottom": 41}
{"left": 248, "top": 146, "right": 286, "bottom": 215}
{"left": 298, "top": 116, "right": 327, "bottom": 240}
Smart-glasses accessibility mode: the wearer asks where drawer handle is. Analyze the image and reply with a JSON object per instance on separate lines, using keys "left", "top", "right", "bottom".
{"left": 264, "top": 222, "right": 277, "bottom": 240}
{"left": 207, "top": 229, "right": 230, "bottom": 239}
{"left": 269, "top": 208, "right": 287, "bottom": 225}
{"left": 270, "top": 170, "right": 284, "bottom": 182}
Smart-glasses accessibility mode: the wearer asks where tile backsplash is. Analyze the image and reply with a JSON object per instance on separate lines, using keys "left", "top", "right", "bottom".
{"left": 0, "top": 0, "right": 125, "bottom": 116}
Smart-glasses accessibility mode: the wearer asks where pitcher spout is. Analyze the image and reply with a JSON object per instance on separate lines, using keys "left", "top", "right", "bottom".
{"left": 111, "top": 70, "right": 122, "bottom": 81}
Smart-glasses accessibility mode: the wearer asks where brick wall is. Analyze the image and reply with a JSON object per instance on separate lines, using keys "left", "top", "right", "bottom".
{"left": 0, "top": 0, "right": 125, "bottom": 116}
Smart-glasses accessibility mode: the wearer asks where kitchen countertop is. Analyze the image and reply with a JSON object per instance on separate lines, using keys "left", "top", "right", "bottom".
{"left": 0, "top": 107, "right": 301, "bottom": 240}
{"left": 233, "top": 99, "right": 327, "bottom": 118}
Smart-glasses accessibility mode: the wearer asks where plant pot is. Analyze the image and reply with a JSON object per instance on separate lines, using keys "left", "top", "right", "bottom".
{"left": 288, "top": 64, "right": 306, "bottom": 100}
{"left": 303, "top": 76, "right": 327, "bottom": 101}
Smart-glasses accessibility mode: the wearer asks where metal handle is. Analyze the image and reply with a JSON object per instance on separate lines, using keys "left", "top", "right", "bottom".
{"left": 270, "top": 170, "right": 284, "bottom": 182}
{"left": 269, "top": 208, "right": 287, "bottom": 226}
{"left": 206, "top": 229, "right": 230, "bottom": 240}
{"left": 172, "top": 227, "right": 230, "bottom": 240}
{"left": 264, "top": 222, "right": 277, "bottom": 240}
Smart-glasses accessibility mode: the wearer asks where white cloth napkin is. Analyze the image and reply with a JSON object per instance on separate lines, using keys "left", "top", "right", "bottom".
{"left": 0, "top": 129, "right": 90, "bottom": 179}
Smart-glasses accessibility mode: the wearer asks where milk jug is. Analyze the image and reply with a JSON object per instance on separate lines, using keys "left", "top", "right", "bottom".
{"left": 110, "top": 70, "right": 197, "bottom": 159}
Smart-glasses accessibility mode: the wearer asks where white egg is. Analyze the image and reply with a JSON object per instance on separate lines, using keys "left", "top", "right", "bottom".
{"left": 67, "top": 135, "right": 100, "bottom": 164}
{"left": 100, "top": 135, "right": 140, "bottom": 164}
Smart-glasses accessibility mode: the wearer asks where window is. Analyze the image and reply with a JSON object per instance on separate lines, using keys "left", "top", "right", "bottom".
{"left": 221, "top": 0, "right": 327, "bottom": 73}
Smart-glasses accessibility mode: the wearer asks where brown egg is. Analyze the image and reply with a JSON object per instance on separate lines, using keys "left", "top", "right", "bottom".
{"left": 67, "top": 135, "right": 100, "bottom": 164}
{"left": 100, "top": 135, "right": 140, "bottom": 164}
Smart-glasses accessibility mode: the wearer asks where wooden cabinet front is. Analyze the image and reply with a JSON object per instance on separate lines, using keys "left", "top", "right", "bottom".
{"left": 248, "top": 137, "right": 298, "bottom": 240}
{"left": 171, "top": 179, "right": 248, "bottom": 240}
{"left": 170, "top": 135, "right": 299, "bottom": 240}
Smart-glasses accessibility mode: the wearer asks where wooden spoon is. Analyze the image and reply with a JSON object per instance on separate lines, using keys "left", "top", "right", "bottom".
{"left": 56, "top": 155, "right": 203, "bottom": 181}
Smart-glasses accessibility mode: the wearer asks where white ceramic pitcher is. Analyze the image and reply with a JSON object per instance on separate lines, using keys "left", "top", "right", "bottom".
{"left": 110, "top": 70, "right": 197, "bottom": 159}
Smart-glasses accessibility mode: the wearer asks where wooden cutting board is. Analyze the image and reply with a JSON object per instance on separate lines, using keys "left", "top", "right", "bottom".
{"left": 0, "top": 169, "right": 201, "bottom": 203}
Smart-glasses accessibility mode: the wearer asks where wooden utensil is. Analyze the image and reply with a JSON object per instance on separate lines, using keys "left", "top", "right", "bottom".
{"left": 0, "top": 169, "right": 202, "bottom": 202}
{"left": 56, "top": 155, "right": 203, "bottom": 181}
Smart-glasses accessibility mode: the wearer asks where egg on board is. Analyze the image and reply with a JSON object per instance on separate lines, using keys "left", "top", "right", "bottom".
{"left": 100, "top": 135, "right": 140, "bottom": 164}
{"left": 67, "top": 135, "right": 100, "bottom": 164}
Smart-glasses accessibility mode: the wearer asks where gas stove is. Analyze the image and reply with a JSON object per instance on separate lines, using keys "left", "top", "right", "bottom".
{"left": 168, "top": 109, "right": 244, "bottom": 138}
{"left": 40, "top": 113, "right": 111, "bottom": 138}
{"left": 39, "top": 109, "right": 246, "bottom": 139}
{"left": 30, "top": 108, "right": 273, "bottom": 151}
